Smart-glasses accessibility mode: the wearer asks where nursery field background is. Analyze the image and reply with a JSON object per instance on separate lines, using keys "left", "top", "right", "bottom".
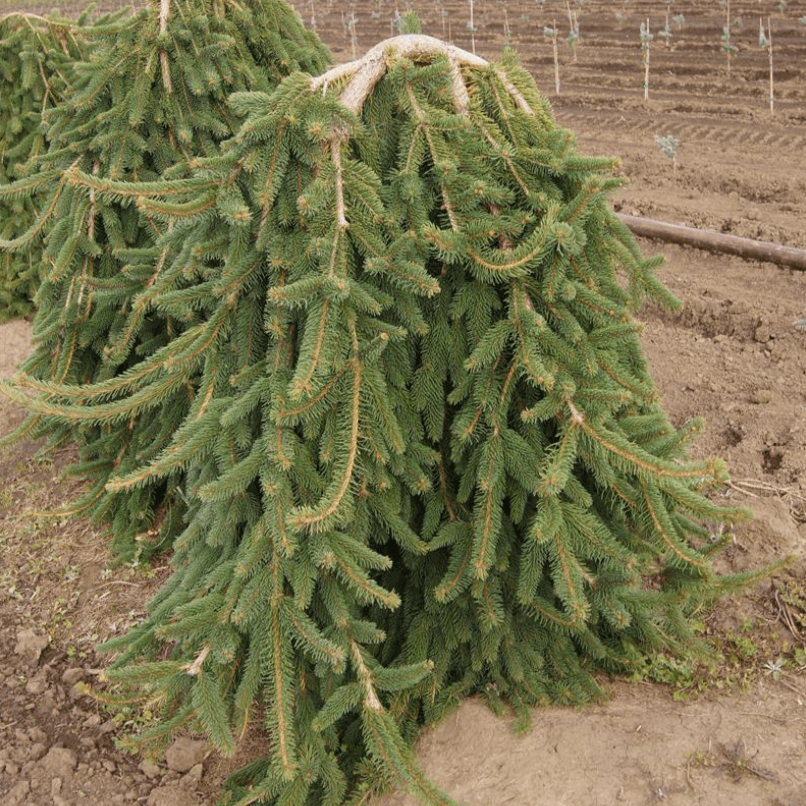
{"left": 1, "top": 0, "right": 806, "bottom": 805}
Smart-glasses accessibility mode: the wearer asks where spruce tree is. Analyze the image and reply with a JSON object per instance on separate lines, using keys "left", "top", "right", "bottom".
{"left": 0, "top": 8, "right": 106, "bottom": 320}
{"left": 0, "top": 0, "right": 330, "bottom": 559}
{"left": 4, "top": 33, "right": 775, "bottom": 806}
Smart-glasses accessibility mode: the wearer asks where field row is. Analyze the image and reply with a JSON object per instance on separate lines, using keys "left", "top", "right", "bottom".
{"left": 295, "top": 0, "right": 806, "bottom": 116}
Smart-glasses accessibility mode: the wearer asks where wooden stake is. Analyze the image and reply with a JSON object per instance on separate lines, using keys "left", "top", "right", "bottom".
{"left": 552, "top": 20, "right": 560, "bottom": 95}
{"left": 642, "top": 19, "right": 650, "bottom": 104}
{"left": 469, "top": 0, "right": 475, "bottom": 55}
{"left": 767, "top": 17, "right": 774, "bottom": 115}
{"left": 726, "top": 0, "right": 731, "bottom": 78}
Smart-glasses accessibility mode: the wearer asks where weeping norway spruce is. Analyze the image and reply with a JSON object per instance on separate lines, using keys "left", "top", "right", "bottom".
{"left": 1, "top": 24, "right": 773, "bottom": 806}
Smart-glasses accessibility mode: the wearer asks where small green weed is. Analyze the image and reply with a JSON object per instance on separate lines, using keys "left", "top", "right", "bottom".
{"left": 631, "top": 607, "right": 804, "bottom": 699}
{"left": 687, "top": 748, "right": 717, "bottom": 769}
{"left": 689, "top": 739, "right": 780, "bottom": 784}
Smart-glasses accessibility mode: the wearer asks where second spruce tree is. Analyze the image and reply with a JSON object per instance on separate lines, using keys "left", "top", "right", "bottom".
{"left": 1, "top": 0, "right": 330, "bottom": 558}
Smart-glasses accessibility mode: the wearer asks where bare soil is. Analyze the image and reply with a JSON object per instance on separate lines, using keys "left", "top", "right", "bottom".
{"left": 1, "top": 1, "right": 806, "bottom": 805}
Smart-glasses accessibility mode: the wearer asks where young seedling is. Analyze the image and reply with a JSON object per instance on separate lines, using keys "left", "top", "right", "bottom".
{"left": 342, "top": 10, "right": 358, "bottom": 59}
{"left": 762, "top": 657, "right": 785, "bottom": 678}
{"left": 656, "top": 134, "right": 678, "bottom": 175}
{"left": 759, "top": 18, "right": 774, "bottom": 115}
{"left": 567, "top": 0, "right": 579, "bottom": 62}
{"left": 500, "top": 2, "right": 511, "bottom": 47}
{"left": 659, "top": 5, "right": 672, "bottom": 47}
{"left": 673, "top": 13, "right": 685, "bottom": 29}
{"left": 392, "top": 9, "right": 421, "bottom": 35}
{"left": 544, "top": 22, "right": 561, "bottom": 94}
{"left": 435, "top": 0, "right": 447, "bottom": 36}
{"left": 349, "top": 12, "right": 358, "bottom": 59}
{"left": 640, "top": 19, "right": 652, "bottom": 103}
{"left": 722, "top": 0, "right": 736, "bottom": 76}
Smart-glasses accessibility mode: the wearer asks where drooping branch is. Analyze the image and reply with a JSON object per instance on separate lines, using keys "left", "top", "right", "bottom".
{"left": 159, "top": 0, "right": 172, "bottom": 93}
{"left": 331, "top": 137, "right": 348, "bottom": 228}
{"left": 310, "top": 34, "right": 530, "bottom": 117}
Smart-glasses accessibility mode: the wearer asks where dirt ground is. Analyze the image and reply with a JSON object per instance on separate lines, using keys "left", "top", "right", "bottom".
{"left": 1, "top": 1, "right": 806, "bottom": 805}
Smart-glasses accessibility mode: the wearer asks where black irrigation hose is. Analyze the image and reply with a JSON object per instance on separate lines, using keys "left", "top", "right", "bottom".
{"left": 618, "top": 213, "right": 806, "bottom": 272}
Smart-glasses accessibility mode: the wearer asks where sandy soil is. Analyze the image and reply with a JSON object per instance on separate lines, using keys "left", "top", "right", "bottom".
{"left": 2, "top": 1, "right": 806, "bottom": 805}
